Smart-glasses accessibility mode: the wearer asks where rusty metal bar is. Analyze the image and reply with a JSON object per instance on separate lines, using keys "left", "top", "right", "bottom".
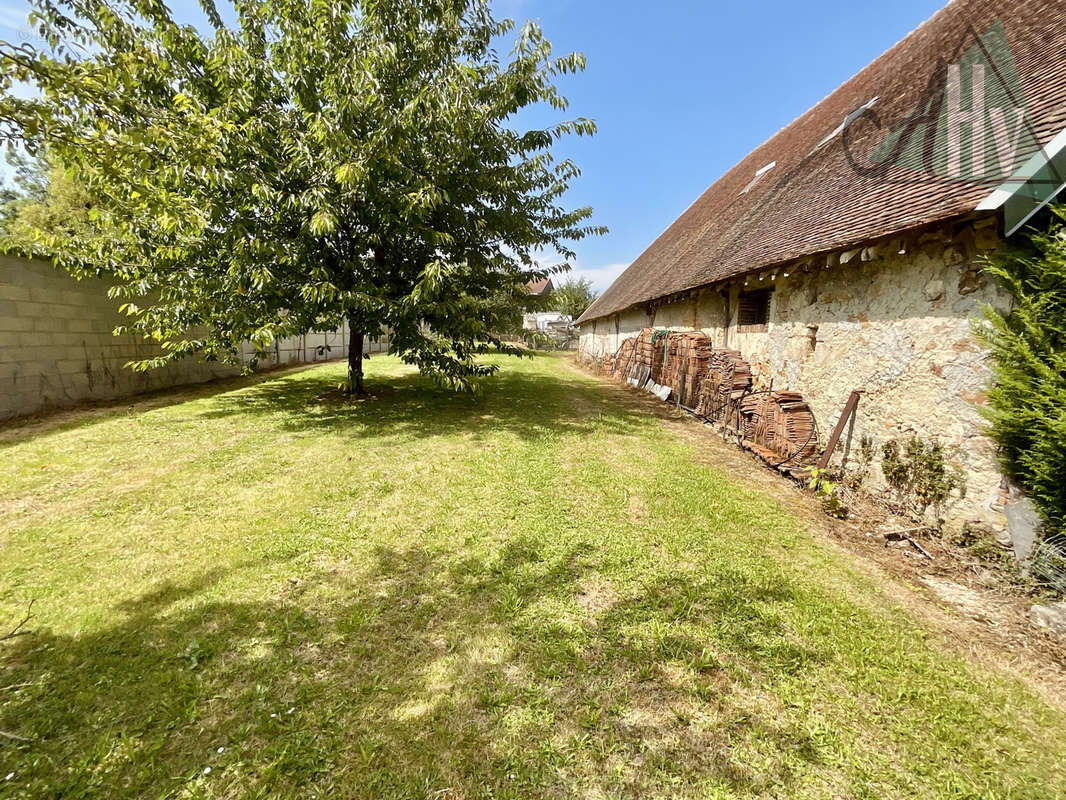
{"left": 817, "top": 390, "right": 861, "bottom": 470}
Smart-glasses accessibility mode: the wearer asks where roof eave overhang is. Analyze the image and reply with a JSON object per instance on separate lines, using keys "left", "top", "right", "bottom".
{"left": 576, "top": 212, "right": 996, "bottom": 326}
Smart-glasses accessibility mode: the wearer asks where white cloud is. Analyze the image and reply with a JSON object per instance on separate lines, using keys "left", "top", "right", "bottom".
{"left": 563, "top": 262, "right": 629, "bottom": 294}
{"left": 0, "top": 6, "right": 29, "bottom": 32}
{"left": 539, "top": 260, "right": 629, "bottom": 294}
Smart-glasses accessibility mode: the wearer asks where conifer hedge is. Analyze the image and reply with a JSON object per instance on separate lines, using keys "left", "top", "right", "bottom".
{"left": 978, "top": 207, "right": 1066, "bottom": 538}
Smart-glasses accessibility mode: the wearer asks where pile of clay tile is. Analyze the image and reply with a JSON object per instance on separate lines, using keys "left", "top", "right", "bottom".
{"left": 637, "top": 329, "right": 664, "bottom": 382}
{"left": 739, "top": 391, "right": 817, "bottom": 473}
{"left": 609, "top": 337, "right": 638, "bottom": 381}
{"left": 608, "top": 328, "right": 662, "bottom": 381}
{"left": 695, "top": 349, "right": 752, "bottom": 421}
{"left": 775, "top": 392, "right": 816, "bottom": 463}
{"left": 603, "top": 331, "right": 817, "bottom": 476}
{"left": 658, "top": 332, "right": 712, "bottom": 408}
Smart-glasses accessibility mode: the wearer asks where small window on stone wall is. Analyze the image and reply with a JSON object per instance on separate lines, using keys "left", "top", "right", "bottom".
{"left": 806, "top": 324, "right": 819, "bottom": 355}
{"left": 737, "top": 289, "right": 772, "bottom": 332}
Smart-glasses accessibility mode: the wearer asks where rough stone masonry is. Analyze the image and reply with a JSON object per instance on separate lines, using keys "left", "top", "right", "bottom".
{"left": 579, "top": 218, "right": 1015, "bottom": 536}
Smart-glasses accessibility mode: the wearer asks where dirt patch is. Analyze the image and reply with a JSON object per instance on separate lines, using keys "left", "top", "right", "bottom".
{"left": 920, "top": 577, "right": 1001, "bottom": 623}
{"left": 625, "top": 493, "right": 648, "bottom": 524}
{"left": 576, "top": 577, "right": 619, "bottom": 621}
{"left": 566, "top": 356, "right": 1066, "bottom": 713}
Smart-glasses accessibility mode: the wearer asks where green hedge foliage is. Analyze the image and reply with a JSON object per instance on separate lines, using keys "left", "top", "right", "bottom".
{"left": 977, "top": 207, "right": 1066, "bottom": 538}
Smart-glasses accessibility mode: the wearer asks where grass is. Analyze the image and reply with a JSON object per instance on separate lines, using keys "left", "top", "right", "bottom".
{"left": 1, "top": 352, "right": 1064, "bottom": 799}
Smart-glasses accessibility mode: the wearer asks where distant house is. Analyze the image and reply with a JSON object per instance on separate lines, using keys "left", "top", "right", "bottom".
{"left": 578, "top": 0, "right": 1066, "bottom": 536}
{"left": 526, "top": 277, "right": 554, "bottom": 297}
{"left": 522, "top": 276, "right": 560, "bottom": 331}
{"left": 523, "top": 311, "right": 570, "bottom": 332}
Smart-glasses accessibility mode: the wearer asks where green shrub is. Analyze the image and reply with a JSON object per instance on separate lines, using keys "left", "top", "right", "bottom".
{"left": 881, "top": 436, "right": 964, "bottom": 519}
{"left": 977, "top": 206, "right": 1066, "bottom": 538}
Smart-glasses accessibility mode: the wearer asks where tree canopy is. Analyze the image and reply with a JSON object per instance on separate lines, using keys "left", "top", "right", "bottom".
{"left": 0, "top": 151, "right": 95, "bottom": 248}
{"left": 549, "top": 276, "right": 599, "bottom": 319}
{"left": 0, "top": 0, "right": 603, "bottom": 391}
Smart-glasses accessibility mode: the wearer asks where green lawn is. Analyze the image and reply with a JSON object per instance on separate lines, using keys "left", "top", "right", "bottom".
{"left": 1, "top": 353, "right": 1064, "bottom": 799}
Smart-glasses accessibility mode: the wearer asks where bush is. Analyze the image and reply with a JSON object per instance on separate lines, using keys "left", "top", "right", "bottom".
{"left": 881, "top": 436, "right": 964, "bottom": 520}
{"left": 977, "top": 206, "right": 1066, "bottom": 537}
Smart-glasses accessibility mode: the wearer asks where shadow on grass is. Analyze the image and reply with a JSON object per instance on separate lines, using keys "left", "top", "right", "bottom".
{"left": 174, "top": 355, "right": 648, "bottom": 444}
{"left": 0, "top": 361, "right": 326, "bottom": 449}
{"left": 1, "top": 354, "right": 648, "bottom": 450}
{"left": 0, "top": 539, "right": 826, "bottom": 798}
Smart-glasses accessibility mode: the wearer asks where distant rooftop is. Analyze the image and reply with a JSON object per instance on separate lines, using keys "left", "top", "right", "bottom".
{"left": 526, "top": 277, "right": 554, "bottom": 296}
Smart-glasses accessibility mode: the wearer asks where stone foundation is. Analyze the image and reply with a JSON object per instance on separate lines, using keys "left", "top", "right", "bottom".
{"left": 579, "top": 219, "right": 1013, "bottom": 534}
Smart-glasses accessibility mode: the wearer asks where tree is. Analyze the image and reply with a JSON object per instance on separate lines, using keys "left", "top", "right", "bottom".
{"left": 976, "top": 206, "right": 1066, "bottom": 537}
{"left": 0, "top": 0, "right": 603, "bottom": 392}
{"left": 0, "top": 147, "right": 47, "bottom": 210}
{"left": 550, "top": 276, "right": 599, "bottom": 319}
{"left": 1, "top": 151, "right": 96, "bottom": 251}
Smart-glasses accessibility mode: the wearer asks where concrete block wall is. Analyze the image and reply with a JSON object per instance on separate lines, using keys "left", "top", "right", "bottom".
{"left": 241, "top": 323, "right": 390, "bottom": 369}
{"left": 0, "top": 256, "right": 391, "bottom": 420}
{"left": 0, "top": 256, "right": 237, "bottom": 419}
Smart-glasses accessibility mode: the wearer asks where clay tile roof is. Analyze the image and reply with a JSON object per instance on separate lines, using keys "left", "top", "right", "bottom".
{"left": 578, "top": 0, "right": 1066, "bottom": 324}
{"left": 527, "top": 277, "right": 554, "bottom": 296}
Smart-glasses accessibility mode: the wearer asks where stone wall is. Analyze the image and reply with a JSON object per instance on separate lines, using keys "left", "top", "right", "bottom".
{"left": 579, "top": 219, "right": 1013, "bottom": 533}
{"left": 0, "top": 256, "right": 385, "bottom": 420}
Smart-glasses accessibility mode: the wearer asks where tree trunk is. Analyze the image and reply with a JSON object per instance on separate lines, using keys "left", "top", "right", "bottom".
{"left": 347, "top": 321, "right": 365, "bottom": 394}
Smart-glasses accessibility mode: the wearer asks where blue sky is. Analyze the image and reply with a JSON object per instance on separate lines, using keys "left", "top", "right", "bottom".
{"left": 0, "top": 0, "right": 948, "bottom": 290}
{"left": 497, "top": 0, "right": 949, "bottom": 290}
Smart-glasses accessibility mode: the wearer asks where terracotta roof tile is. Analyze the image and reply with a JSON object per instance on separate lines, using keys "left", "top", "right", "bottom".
{"left": 579, "top": 0, "right": 1066, "bottom": 323}
{"left": 527, "top": 277, "right": 554, "bottom": 296}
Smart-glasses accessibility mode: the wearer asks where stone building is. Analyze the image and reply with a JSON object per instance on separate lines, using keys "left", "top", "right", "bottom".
{"left": 577, "top": 0, "right": 1066, "bottom": 535}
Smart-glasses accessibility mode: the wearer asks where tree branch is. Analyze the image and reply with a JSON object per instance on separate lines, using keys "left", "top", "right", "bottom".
{"left": 1, "top": 599, "right": 35, "bottom": 643}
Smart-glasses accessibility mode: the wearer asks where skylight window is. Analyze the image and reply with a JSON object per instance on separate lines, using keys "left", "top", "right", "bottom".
{"left": 810, "top": 96, "right": 879, "bottom": 154}
{"left": 740, "top": 161, "right": 777, "bottom": 195}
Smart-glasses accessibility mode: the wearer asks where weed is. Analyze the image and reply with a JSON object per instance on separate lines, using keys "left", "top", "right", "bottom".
{"left": 808, "top": 467, "right": 849, "bottom": 519}
{"left": 881, "top": 436, "right": 966, "bottom": 519}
